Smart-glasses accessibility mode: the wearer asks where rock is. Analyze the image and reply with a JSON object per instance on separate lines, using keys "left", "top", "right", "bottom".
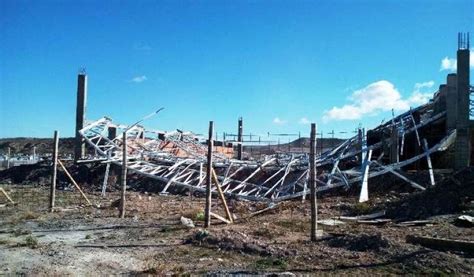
{"left": 180, "top": 216, "right": 195, "bottom": 228}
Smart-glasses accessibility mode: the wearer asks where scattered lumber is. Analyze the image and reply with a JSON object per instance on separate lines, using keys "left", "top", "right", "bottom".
{"left": 357, "top": 219, "right": 391, "bottom": 225}
{"left": 210, "top": 212, "right": 232, "bottom": 224}
{"left": 0, "top": 187, "right": 15, "bottom": 204}
{"left": 339, "top": 210, "right": 386, "bottom": 221}
{"left": 396, "top": 220, "right": 435, "bottom": 227}
{"left": 406, "top": 235, "right": 474, "bottom": 254}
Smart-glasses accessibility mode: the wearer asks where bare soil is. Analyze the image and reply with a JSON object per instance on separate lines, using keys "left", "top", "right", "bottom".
{"left": 1, "top": 185, "right": 473, "bottom": 275}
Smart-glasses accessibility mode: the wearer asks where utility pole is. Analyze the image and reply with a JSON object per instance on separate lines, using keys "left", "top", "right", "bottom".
{"left": 204, "top": 121, "right": 214, "bottom": 228}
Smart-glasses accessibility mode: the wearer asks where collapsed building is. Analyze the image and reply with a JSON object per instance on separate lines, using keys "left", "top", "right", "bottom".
{"left": 73, "top": 34, "right": 473, "bottom": 203}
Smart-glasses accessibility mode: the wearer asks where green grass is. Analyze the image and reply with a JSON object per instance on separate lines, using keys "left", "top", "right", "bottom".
{"left": 17, "top": 235, "right": 39, "bottom": 249}
{"left": 254, "top": 257, "right": 288, "bottom": 270}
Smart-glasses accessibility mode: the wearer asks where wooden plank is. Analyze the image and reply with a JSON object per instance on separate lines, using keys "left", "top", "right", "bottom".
{"left": 406, "top": 235, "right": 474, "bottom": 253}
{"left": 210, "top": 212, "right": 231, "bottom": 224}
{"left": 0, "top": 188, "right": 14, "bottom": 204}
{"left": 57, "top": 159, "right": 92, "bottom": 206}
{"left": 211, "top": 168, "right": 233, "bottom": 223}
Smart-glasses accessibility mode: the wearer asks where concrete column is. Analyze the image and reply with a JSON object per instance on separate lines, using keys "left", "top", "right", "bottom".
{"left": 74, "top": 73, "right": 87, "bottom": 161}
{"left": 454, "top": 44, "right": 471, "bottom": 169}
{"left": 237, "top": 117, "right": 243, "bottom": 160}
{"left": 446, "top": 74, "right": 458, "bottom": 131}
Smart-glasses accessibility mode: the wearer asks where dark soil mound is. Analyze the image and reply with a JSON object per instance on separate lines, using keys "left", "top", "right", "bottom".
{"left": 385, "top": 167, "right": 474, "bottom": 220}
{"left": 326, "top": 233, "right": 390, "bottom": 252}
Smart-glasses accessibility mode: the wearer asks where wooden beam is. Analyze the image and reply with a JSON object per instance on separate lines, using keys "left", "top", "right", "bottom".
{"left": 0, "top": 188, "right": 14, "bottom": 204}
{"left": 211, "top": 168, "right": 233, "bottom": 223}
{"left": 57, "top": 159, "right": 92, "bottom": 206}
{"left": 310, "top": 123, "right": 318, "bottom": 241}
{"left": 204, "top": 121, "right": 213, "bottom": 228}
{"left": 406, "top": 235, "right": 474, "bottom": 254}
{"left": 120, "top": 132, "right": 127, "bottom": 218}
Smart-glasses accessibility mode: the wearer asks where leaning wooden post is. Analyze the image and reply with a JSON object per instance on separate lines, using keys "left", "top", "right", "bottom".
{"left": 49, "top": 130, "right": 59, "bottom": 212}
{"left": 310, "top": 123, "right": 318, "bottom": 241}
{"left": 119, "top": 132, "right": 127, "bottom": 218}
{"left": 204, "top": 121, "right": 214, "bottom": 228}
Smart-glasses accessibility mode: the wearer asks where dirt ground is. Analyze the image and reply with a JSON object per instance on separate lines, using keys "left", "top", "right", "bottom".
{"left": 1, "top": 185, "right": 473, "bottom": 275}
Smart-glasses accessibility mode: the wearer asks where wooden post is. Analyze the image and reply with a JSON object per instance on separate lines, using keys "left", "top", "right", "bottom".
{"left": 119, "top": 132, "right": 127, "bottom": 218}
{"left": 237, "top": 117, "right": 243, "bottom": 160}
{"left": 49, "top": 131, "right": 58, "bottom": 212}
{"left": 310, "top": 123, "right": 318, "bottom": 241}
{"left": 204, "top": 121, "right": 213, "bottom": 228}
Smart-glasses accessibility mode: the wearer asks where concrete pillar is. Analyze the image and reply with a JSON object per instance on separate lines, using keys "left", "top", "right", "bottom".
{"left": 237, "top": 117, "right": 243, "bottom": 160}
{"left": 75, "top": 73, "right": 87, "bottom": 161}
{"left": 446, "top": 74, "right": 458, "bottom": 131}
{"left": 454, "top": 37, "right": 471, "bottom": 169}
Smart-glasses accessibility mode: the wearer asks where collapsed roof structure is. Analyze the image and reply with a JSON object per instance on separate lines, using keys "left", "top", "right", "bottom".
{"left": 75, "top": 34, "right": 473, "bottom": 203}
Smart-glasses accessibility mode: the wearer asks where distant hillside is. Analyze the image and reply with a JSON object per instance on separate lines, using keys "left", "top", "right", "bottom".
{"left": 0, "top": 137, "right": 75, "bottom": 155}
{"left": 0, "top": 136, "right": 348, "bottom": 157}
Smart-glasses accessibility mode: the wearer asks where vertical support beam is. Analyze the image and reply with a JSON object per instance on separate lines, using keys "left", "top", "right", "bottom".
{"left": 119, "top": 132, "right": 127, "bottom": 218}
{"left": 75, "top": 73, "right": 87, "bottom": 161}
{"left": 49, "top": 131, "right": 58, "bottom": 212}
{"left": 204, "top": 121, "right": 214, "bottom": 228}
{"left": 237, "top": 117, "right": 243, "bottom": 160}
{"left": 102, "top": 163, "right": 110, "bottom": 197}
{"left": 390, "top": 124, "right": 399, "bottom": 163}
{"left": 423, "top": 139, "right": 435, "bottom": 186}
{"left": 310, "top": 123, "right": 318, "bottom": 241}
{"left": 6, "top": 147, "right": 10, "bottom": 169}
{"left": 359, "top": 149, "right": 373, "bottom": 203}
{"left": 455, "top": 33, "right": 471, "bottom": 169}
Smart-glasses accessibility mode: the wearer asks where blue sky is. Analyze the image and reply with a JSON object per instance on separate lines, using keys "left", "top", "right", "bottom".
{"left": 1, "top": 0, "right": 473, "bottom": 140}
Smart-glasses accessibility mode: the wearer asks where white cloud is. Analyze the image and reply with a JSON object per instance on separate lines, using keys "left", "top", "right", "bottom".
{"left": 440, "top": 49, "right": 474, "bottom": 71}
{"left": 323, "top": 80, "right": 434, "bottom": 122}
{"left": 272, "top": 117, "right": 287, "bottom": 125}
{"left": 130, "top": 75, "right": 147, "bottom": 83}
{"left": 299, "top": 117, "right": 311, "bottom": 125}
{"left": 440, "top": 57, "right": 457, "bottom": 71}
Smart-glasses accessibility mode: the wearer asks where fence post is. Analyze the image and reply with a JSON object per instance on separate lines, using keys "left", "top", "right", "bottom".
{"left": 119, "top": 132, "right": 127, "bottom": 218}
{"left": 310, "top": 123, "right": 318, "bottom": 241}
{"left": 204, "top": 121, "right": 213, "bottom": 228}
{"left": 49, "top": 131, "right": 59, "bottom": 212}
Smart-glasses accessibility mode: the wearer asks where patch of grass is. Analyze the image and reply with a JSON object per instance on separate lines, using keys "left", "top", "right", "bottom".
{"left": 85, "top": 234, "right": 92, "bottom": 239}
{"left": 0, "top": 238, "right": 10, "bottom": 245}
{"left": 13, "top": 228, "right": 32, "bottom": 237}
{"left": 254, "top": 257, "right": 288, "bottom": 270}
{"left": 275, "top": 219, "right": 309, "bottom": 233}
{"left": 195, "top": 212, "right": 205, "bottom": 221}
{"left": 21, "top": 210, "right": 40, "bottom": 220}
{"left": 352, "top": 202, "right": 372, "bottom": 215}
{"left": 17, "top": 235, "right": 38, "bottom": 249}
